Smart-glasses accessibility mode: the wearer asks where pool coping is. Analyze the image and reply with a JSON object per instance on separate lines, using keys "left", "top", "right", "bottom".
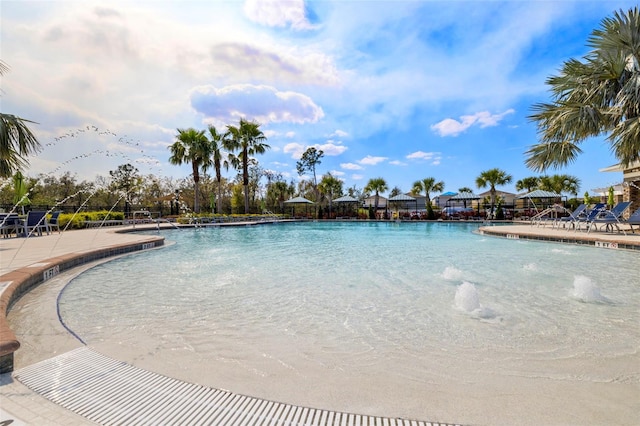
{"left": 478, "top": 223, "right": 640, "bottom": 251}
{"left": 0, "top": 230, "right": 166, "bottom": 373}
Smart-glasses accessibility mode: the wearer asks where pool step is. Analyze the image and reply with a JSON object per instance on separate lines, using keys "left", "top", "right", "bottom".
{"left": 15, "top": 347, "right": 457, "bottom": 426}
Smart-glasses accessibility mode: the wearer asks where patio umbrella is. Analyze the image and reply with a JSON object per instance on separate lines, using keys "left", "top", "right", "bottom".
{"left": 12, "top": 171, "right": 30, "bottom": 214}
{"left": 607, "top": 186, "right": 615, "bottom": 208}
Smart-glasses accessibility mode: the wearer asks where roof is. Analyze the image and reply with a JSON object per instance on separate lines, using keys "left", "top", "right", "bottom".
{"left": 517, "top": 189, "right": 562, "bottom": 199}
{"left": 440, "top": 191, "right": 457, "bottom": 196}
{"left": 284, "top": 196, "right": 314, "bottom": 204}
{"left": 333, "top": 195, "right": 359, "bottom": 203}
{"left": 388, "top": 194, "right": 416, "bottom": 201}
{"left": 599, "top": 160, "right": 640, "bottom": 173}
{"left": 450, "top": 192, "right": 480, "bottom": 200}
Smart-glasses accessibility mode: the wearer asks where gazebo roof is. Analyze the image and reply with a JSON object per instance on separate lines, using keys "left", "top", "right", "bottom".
{"left": 517, "top": 190, "right": 561, "bottom": 199}
{"left": 388, "top": 193, "right": 416, "bottom": 201}
{"left": 333, "top": 195, "right": 359, "bottom": 203}
{"left": 284, "top": 196, "right": 314, "bottom": 204}
{"left": 450, "top": 191, "right": 480, "bottom": 200}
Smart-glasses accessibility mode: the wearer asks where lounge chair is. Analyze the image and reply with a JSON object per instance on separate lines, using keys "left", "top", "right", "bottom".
{"left": 530, "top": 205, "right": 563, "bottom": 227}
{"left": 48, "top": 211, "right": 61, "bottom": 233}
{"left": 586, "top": 201, "right": 632, "bottom": 233}
{"left": 22, "top": 210, "right": 49, "bottom": 237}
{"left": 626, "top": 207, "right": 640, "bottom": 233}
{"left": 553, "top": 203, "right": 587, "bottom": 229}
{"left": 574, "top": 203, "right": 606, "bottom": 232}
{"left": 0, "top": 213, "right": 21, "bottom": 238}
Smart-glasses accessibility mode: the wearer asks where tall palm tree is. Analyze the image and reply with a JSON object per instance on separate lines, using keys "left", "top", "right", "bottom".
{"left": 515, "top": 177, "right": 541, "bottom": 193}
{"left": 168, "top": 128, "right": 212, "bottom": 213}
{"left": 539, "top": 174, "right": 581, "bottom": 197}
{"left": 412, "top": 177, "right": 444, "bottom": 218}
{"left": 207, "top": 125, "right": 225, "bottom": 214}
{"left": 364, "top": 177, "right": 388, "bottom": 217}
{"left": 223, "top": 118, "right": 270, "bottom": 214}
{"left": 0, "top": 61, "right": 40, "bottom": 178}
{"left": 526, "top": 7, "right": 640, "bottom": 171}
{"left": 476, "top": 168, "right": 512, "bottom": 217}
{"left": 318, "top": 173, "right": 343, "bottom": 217}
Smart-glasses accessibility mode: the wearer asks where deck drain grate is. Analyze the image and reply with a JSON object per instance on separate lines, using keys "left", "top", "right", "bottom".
{"left": 15, "top": 347, "right": 458, "bottom": 426}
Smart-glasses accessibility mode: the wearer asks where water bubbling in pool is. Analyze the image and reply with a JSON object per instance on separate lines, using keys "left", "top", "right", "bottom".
{"left": 571, "top": 275, "right": 610, "bottom": 303}
{"left": 455, "top": 281, "right": 480, "bottom": 311}
{"left": 440, "top": 265, "right": 464, "bottom": 281}
{"left": 454, "top": 281, "right": 496, "bottom": 319}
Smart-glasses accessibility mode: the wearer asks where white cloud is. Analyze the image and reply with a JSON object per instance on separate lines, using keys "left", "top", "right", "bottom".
{"left": 243, "top": 0, "right": 317, "bottom": 30}
{"left": 316, "top": 142, "right": 348, "bottom": 156}
{"left": 431, "top": 109, "right": 515, "bottom": 137}
{"left": 209, "top": 42, "right": 340, "bottom": 86}
{"left": 285, "top": 131, "right": 296, "bottom": 138}
{"left": 283, "top": 142, "right": 306, "bottom": 159}
{"left": 341, "top": 163, "right": 363, "bottom": 170}
{"left": 352, "top": 174, "right": 364, "bottom": 181}
{"left": 330, "top": 170, "right": 345, "bottom": 176}
{"left": 359, "top": 155, "right": 387, "bottom": 165}
{"left": 331, "top": 129, "right": 349, "bottom": 138}
{"left": 389, "top": 160, "right": 407, "bottom": 166}
{"left": 406, "top": 151, "right": 442, "bottom": 166}
{"left": 406, "top": 151, "right": 438, "bottom": 160}
{"left": 190, "top": 84, "right": 324, "bottom": 124}
{"left": 284, "top": 141, "right": 347, "bottom": 159}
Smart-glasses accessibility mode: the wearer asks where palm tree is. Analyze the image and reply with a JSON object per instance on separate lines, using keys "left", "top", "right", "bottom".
{"left": 223, "top": 119, "right": 270, "bottom": 214}
{"left": 412, "top": 177, "right": 444, "bottom": 219}
{"left": 207, "top": 125, "right": 225, "bottom": 214}
{"left": 456, "top": 187, "right": 474, "bottom": 208}
{"left": 365, "top": 177, "right": 388, "bottom": 217}
{"left": 515, "top": 177, "right": 541, "bottom": 193}
{"left": 168, "top": 128, "right": 212, "bottom": 213}
{"left": 0, "top": 61, "right": 40, "bottom": 178}
{"left": 476, "top": 168, "right": 512, "bottom": 218}
{"left": 318, "top": 173, "right": 343, "bottom": 217}
{"left": 539, "top": 174, "right": 581, "bottom": 197}
{"left": 526, "top": 7, "right": 640, "bottom": 171}
{"left": 269, "top": 180, "right": 293, "bottom": 214}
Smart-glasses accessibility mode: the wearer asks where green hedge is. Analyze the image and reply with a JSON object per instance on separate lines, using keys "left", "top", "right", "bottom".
{"left": 56, "top": 210, "right": 125, "bottom": 230}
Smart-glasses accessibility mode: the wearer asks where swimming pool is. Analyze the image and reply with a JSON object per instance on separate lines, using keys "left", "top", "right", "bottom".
{"left": 57, "top": 222, "right": 640, "bottom": 423}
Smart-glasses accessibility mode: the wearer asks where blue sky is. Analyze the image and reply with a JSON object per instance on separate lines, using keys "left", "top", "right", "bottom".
{"left": 1, "top": 0, "right": 636, "bottom": 196}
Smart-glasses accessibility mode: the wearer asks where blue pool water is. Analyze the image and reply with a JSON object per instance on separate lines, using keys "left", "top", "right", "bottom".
{"left": 57, "top": 222, "right": 640, "bottom": 420}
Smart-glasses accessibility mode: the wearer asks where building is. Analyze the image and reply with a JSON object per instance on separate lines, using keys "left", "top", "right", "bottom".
{"left": 600, "top": 160, "right": 640, "bottom": 217}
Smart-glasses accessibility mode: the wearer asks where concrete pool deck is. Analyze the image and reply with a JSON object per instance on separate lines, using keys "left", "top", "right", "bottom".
{"left": 1, "top": 221, "right": 638, "bottom": 425}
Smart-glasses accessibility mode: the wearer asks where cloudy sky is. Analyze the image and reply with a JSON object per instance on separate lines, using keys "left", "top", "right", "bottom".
{"left": 2, "top": 0, "right": 635, "bottom": 196}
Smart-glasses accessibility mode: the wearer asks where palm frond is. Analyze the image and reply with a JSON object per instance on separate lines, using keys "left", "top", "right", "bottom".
{"left": 608, "top": 116, "right": 640, "bottom": 167}
{"left": 524, "top": 140, "right": 583, "bottom": 172}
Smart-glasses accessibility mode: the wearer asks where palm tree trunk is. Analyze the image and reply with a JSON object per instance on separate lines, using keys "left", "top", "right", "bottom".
{"left": 374, "top": 192, "right": 379, "bottom": 218}
{"left": 217, "top": 180, "right": 222, "bottom": 214}
{"left": 193, "top": 163, "right": 200, "bottom": 213}
{"left": 243, "top": 149, "right": 249, "bottom": 214}
{"left": 490, "top": 188, "right": 496, "bottom": 218}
